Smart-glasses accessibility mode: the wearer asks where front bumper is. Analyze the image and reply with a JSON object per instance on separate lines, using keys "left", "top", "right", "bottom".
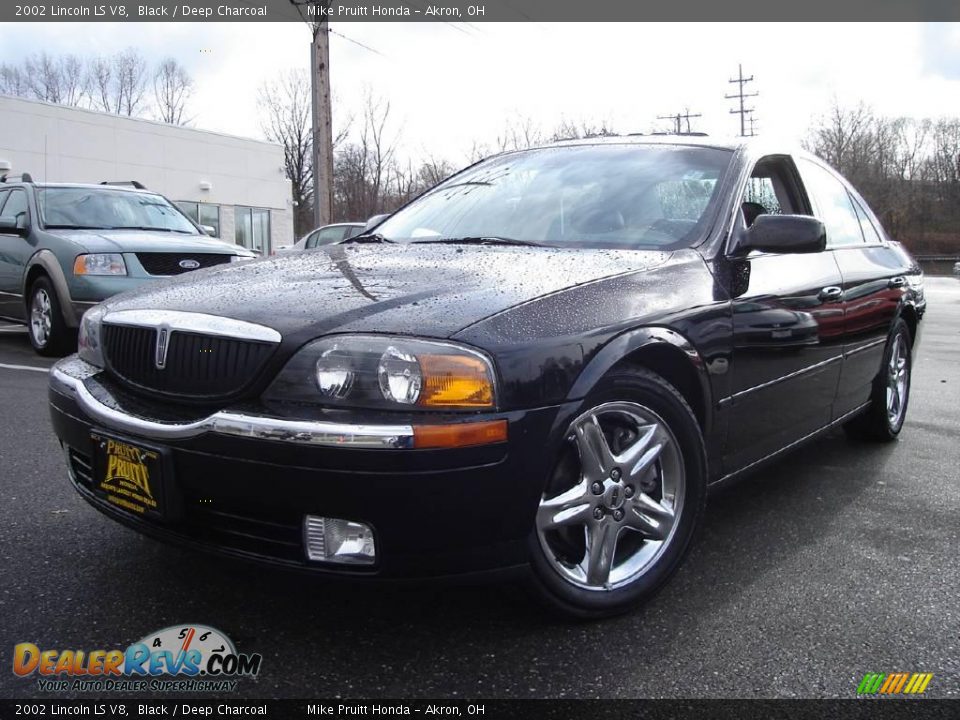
{"left": 49, "top": 357, "right": 569, "bottom": 579}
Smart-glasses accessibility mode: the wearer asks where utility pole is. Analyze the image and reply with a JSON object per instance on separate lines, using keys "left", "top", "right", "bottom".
{"left": 725, "top": 64, "right": 758, "bottom": 137}
{"left": 310, "top": 21, "right": 334, "bottom": 227}
{"left": 290, "top": 1, "right": 335, "bottom": 227}
{"left": 747, "top": 113, "right": 759, "bottom": 137}
{"left": 657, "top": 109, "right": 702, "bottom": 134}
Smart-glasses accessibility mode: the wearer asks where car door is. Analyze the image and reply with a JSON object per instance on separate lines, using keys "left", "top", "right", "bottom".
{"left": 799, "top": 159, "right": 908, "bottom": 418}
{"left": 723, "top": 155, "right": 846, "bottom": 473}
{"left": 0, "top": 188, "right": 31, "bottom": 320}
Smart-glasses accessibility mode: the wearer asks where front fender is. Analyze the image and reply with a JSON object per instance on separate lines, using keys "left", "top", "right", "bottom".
{"left": 26, "top": 250, "right": 79, "bottom": 326}
{"left": 566, "top": 326, "right": 712, "bottom": 409}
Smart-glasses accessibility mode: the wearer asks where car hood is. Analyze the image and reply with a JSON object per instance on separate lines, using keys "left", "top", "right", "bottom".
{"left": 99, "top": 244, "right": 672, "bottom": 342}
{"left": 46, "top": 229, "right": 243, "bottom": 255}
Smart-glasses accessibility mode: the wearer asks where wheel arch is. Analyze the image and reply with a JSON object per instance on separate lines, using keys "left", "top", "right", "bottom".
{"left": 898, "top": 302, "right": 919, "bottom": 347}
{"left": 566, "top": 327, "right": 712, "bottom": 437}
{"left": 24, "top": 251, "right": 78, "bottom": 327}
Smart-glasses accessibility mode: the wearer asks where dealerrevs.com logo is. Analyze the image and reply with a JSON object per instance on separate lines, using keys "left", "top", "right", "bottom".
{"left": 13, "top": 624, "right": 262, "bottom": 693}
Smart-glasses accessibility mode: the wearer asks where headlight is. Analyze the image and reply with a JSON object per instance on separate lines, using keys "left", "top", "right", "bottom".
{"left": 230, "top": 254, "right": 256, "bottom": 263}
{"left": 77, "top": 305, "right": 106, "bottom": 368}
{"left": 73, "top": 253, "right": 127, "bottom": 276}
{"left": 267, "top": 335, "right": 497, "bottom": 410}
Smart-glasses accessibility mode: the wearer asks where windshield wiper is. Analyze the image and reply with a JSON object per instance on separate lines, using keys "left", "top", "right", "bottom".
{"left": 44, "top": 224, "right": 102, "bottom": 230}
{"left": 412, "top": 236, "right": 545, "bottom": 247}
{"left": 341, "top": 233, "right": 394, "bottom": 244}
{"left": 111, "top": 226, "right": 193, "bottom": 233}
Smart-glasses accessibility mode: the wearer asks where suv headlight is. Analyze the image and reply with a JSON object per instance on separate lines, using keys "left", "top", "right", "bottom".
{"left": 77, "top": 305, "right": 106, "bottom": 368}
{"left": 266, "top": 336, "right": 497, "bottom": 410}
{"left": 73, "top": 253, "right": 127, "bottom": 276}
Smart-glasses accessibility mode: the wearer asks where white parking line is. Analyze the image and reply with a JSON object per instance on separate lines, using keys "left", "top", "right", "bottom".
{"left": 0, "top": 362, "right": 50, "bottom": 373}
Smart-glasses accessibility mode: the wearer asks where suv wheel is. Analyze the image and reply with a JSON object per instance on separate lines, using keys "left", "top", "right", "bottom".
{"left": 28, "top": 277, "right": 73, "bottom": 357}
{"left": 528, "top": 368, "right": 707, "bottom": 619}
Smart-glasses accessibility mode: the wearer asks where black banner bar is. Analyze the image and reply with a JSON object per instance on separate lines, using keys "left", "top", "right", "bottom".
{"left": 3, "top": 0, "right": 960, "bottom": 22}
{"left": 0, "top": 700, "right": 959, "bottom": 719}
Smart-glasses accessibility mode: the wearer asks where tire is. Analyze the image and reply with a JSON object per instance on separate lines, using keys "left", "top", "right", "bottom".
{"left": 843, "top": 318, "right": 913, "bottom": 442}
{"left": 528, "top": 367, "right": 707, "bottom": 620}
{"left": 27, "top": 276, "right": 75, "bottom": 357}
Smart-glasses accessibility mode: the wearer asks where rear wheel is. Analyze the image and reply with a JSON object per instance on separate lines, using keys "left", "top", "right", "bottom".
{"left": 27, "top": 276, "right": 74, "bottom": 357}
{"left": 528, "top": 368, "right": 707, "bottom": 619}
{"left": 844, "top": 318, "right": 912, "bottom": 442}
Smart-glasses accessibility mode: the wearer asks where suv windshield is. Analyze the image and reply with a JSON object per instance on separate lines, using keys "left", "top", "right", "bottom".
{"left": 38, "top": 187, "right": 199, "bottom": 234}
{"left": 376, "top": 144, "right": 733, "bottom": 250}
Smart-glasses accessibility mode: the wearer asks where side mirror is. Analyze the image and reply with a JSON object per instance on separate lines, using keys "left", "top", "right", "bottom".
{"left": 364, "top": 213, "right": 389, "bottom": 230}
{"left": 200, "top": 225, "right": 217, "bottom": 237}
{"left": 735, "top": 214, "right": 826, "bottom": 255}
{"left": 0, "top": 216, "right": 27, "bottom": 236}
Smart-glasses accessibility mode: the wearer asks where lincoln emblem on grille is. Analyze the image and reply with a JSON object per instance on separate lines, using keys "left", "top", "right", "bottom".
{"left": 179, "top": 259, "right": 201, "bottom": 270}
{"left": 155, "top": 328, "right": 170, "bottom": 369}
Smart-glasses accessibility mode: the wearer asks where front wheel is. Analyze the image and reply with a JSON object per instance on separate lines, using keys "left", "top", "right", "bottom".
{"left": 844, "top": 318, "right": 913, "bottom": 442}
{"left": 528, "top": 368, "right": 707, "bottom": 619}
{"left": 28, "top": 276, "right": 74, "bottom": 357}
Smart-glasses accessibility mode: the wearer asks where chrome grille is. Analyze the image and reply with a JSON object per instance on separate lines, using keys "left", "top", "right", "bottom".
{"left": 102, "top": 324, "right": 275, "bottom": 400}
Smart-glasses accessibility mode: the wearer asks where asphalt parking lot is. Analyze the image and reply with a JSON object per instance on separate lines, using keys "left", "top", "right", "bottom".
{"left": 0, "top": 277, "right": 957, "bottom": 700}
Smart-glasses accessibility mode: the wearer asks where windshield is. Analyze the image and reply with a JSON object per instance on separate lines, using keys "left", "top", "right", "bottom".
{"left": 38, "top": 187, "right": 199, "bottom": 234}
{"left": 376, "top": 144, "right": 733, "bottom": 250}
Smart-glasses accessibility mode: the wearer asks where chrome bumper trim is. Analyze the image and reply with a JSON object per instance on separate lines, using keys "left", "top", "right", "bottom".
{"left": 50, "top": 359, "right": 414, "bottom": 449}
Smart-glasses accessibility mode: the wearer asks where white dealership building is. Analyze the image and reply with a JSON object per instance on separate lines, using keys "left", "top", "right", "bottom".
{"left": 0, "top": 95, "right": 293, "bottom": 254}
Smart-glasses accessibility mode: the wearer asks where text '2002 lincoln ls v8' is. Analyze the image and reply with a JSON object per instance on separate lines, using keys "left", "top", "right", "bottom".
{"left": 49, "top": 137, "right": 924, "bottom": 618}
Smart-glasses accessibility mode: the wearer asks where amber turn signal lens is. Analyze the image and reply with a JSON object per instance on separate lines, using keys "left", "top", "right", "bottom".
{"left": 417, "top": 354, "right": 494, "bottom": 408}
{"left": 413, "top": 420, "right": 508, "bottom": 449}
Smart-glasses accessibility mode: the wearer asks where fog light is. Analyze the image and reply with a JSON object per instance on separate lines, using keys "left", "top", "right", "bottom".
{"left": 304, "top": 516, "right": 376, "bottom": 565}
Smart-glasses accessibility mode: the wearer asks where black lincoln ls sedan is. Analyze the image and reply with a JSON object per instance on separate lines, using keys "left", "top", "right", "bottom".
{"left": 49, "top": 137, "right": 924, "bottom": 618}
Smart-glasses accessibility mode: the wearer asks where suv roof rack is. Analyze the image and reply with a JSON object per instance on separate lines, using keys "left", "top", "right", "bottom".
{"left": 100, "top": 180, "right": 147, "bottom": 189}
{"left": 1, "top": 172, "right": 34, "bottom": 183}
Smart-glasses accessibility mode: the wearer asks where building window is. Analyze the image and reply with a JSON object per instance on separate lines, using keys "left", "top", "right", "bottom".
{"left": 176, "top": 201, "right": 221, "bottom": 237}
{"left": 235, "top": 207, "right": 271, "bottom": 254}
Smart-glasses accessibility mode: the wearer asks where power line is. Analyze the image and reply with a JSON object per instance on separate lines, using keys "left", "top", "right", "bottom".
{"left": 327, "top": 27, "right": 388, "bottom": 57}
{"left": 656, "top": 110, "right": 702, "bottom": 134}
{"left": 725, "top": 63, "right": 758, "bottom": 137}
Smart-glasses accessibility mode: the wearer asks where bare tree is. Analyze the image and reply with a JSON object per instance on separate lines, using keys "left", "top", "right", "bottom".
{"left": 87, "top": 55, "right": 114, "bottom": 112}
{"left": 86, "top": 49, "right": 148, "bottom": 116}
{"left": 333, "top": 92, "right": 399, "bottom": 221}
{"left": 153, "top": 58, "right": 192, "bottom": 125}
{"left": 115, "top": 48, "right": 148, "bottom": 116}
{"left": 18, "top": 53, "right": 87, "bottom": 105}
{"left": 0, "top": 64, "right": 29, "bottom": 97}
{"left": 259, "top": 70, "right": 314, "bottom": 238}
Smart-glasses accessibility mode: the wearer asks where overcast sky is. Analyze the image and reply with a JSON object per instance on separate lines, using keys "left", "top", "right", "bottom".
{"left": 3, "top": 22, "right": 960, "bottom": 163}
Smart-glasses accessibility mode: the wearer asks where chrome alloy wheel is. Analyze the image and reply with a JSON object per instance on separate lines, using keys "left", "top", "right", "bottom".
{"left": 886, "top": 332, "right": 909, "bottom": 429}
{"left": 536, "top": 401, "right": 686, "bottom": 591}
{"left": 30, "top": 287, "right": 53, "bottom": 348}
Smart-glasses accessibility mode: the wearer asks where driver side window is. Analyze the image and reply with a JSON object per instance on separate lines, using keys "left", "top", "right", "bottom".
{"left": 2, "top": 190, "right": 30, "bottom": 229}
{"left": 741, "top": 156, "right": 807, "bottom": 228}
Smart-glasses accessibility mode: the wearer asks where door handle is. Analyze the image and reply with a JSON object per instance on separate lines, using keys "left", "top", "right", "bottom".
{"left": 888, "top": 276, "right": 906, "bottom": 288}
{"left": 819, "top": 286, "right": 843, "bottom": 301}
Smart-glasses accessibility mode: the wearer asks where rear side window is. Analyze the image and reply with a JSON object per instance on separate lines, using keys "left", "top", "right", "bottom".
{"left": 798, "top": 160, "right": 864, "bottom": 247}
{"left": 314, "top": 226, "right": 346, "bottom": 246}
{"left": 851, "top": 196, "right": 884, "bottom": 245}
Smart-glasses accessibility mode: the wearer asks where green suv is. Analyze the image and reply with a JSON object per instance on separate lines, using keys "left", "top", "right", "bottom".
{"left": 0, "top": 176, "right": 255, "bottom": 355}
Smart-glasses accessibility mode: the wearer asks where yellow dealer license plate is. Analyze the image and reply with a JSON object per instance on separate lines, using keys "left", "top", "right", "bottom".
{"left": 91, "top": 432, "right": 166, "bottom": 519}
